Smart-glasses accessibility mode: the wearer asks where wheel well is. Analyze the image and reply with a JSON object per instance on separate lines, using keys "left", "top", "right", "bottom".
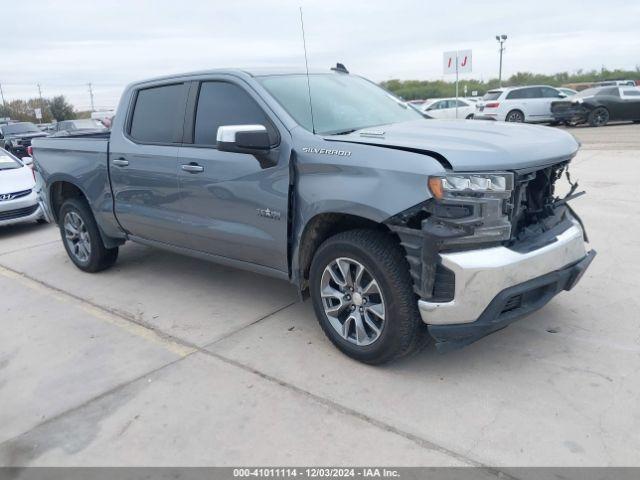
{"left": 50, "top": 181, "right": 87, "bottom": 222}
{"left": 297, "top": 213, "right": 392, "bottom": 288}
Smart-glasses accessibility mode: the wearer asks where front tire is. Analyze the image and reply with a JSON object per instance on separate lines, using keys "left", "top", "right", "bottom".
{"left": 588, "top": 107, "right": 609, "bottom": 127}
{"left": 58, "top": 198, "right": 118, "bottom": 272}
{"left": 309, "top": 229, "right": 426, "bottom": 364}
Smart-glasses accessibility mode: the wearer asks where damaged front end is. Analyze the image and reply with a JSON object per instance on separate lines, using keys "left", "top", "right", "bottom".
{"left": 386, "top": 161, "right": 595, "bottom": 351}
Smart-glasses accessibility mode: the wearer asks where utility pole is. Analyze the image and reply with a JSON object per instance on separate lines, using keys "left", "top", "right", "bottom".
{"left": 496, "top": 34, "right": 507, "bottom": 87}
{"left": 0, "top": 82, "right": 6, "bottom": 109}
{"left": 87, "top": 83, "right": 95, "bottom": 112}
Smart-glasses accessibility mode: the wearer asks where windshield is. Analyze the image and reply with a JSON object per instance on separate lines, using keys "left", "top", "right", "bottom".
{"left": 0, "top": 152, "right": 21, "bottom": 171}
{"left": 258, "top": 74, "right": 422, "bottom": 135}
{"left": 1, "top": 122, "right": 40, "bottom": 135}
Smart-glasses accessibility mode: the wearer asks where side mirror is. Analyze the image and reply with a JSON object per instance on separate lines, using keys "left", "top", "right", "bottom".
{"left": 558, "top": 92, "right": 567, "bottom": 98}
{"left": 22, "top": 156, "right": 33, "bottom": 166}
{"left": 217, "top": 125, "right": 271, "bottom": 153}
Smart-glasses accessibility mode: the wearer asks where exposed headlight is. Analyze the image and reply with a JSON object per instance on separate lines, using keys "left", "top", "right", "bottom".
{"left": 428, "top": 173, "right": 513, "bottom": 200}
{"left": 10, "top": 139, "right": 20, "bottom": 147}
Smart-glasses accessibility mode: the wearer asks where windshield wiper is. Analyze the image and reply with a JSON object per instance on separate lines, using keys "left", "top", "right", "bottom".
{"left": 328, "top": 129, "right": 357, "bottom": 136}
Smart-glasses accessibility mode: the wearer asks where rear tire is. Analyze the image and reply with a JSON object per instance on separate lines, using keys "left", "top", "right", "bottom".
{"left": 588, "top": 107, "right": 609, "bottom": 127}
{"left": 466, "top": 114, "right": 474, "bottom": 120}
{"left": 58, "top": 198, "right": 119, "bottom": 273}
{"left": 505, "top": 110, "right": 525, "bottom": 123}
{"left": 309, "top": 229, "right": 427, "bottom": 365}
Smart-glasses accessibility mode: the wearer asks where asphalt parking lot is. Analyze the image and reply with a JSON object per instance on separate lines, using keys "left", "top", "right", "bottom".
{"left": 1, "top": 123, "right": 639, "bottom": 468}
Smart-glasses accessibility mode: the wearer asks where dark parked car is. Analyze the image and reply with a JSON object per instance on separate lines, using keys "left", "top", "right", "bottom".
{"left": 50, "top": 119, "right": 108, "bottom": 136}
{"left": 0, "top": 122, "right": 48, "bottom": 158}
{"left": 551, "top": 86, "right": 640, "bottom": 127}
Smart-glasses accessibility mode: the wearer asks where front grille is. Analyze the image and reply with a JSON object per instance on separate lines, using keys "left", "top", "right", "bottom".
{"left": 0, "top": 204, "right": 38, "bottom": 221}
{"left": 432, "top": 264, "right": 455, "bottom": 302}
{"left": 501, "top": 294, "right": 522, "bottom": 314}
{"left": 0, "top": 189, "right": 31, "bottom": 201}
{"left": 551, "top": 102, "right": 572, "bottom": 113}
{"left": 509, "top": 162, "right": 568, "bottom": 241}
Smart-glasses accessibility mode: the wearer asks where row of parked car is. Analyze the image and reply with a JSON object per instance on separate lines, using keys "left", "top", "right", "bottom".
{"left": 0, "top": 119, "right": 107, "bottom": 159}
{"left": 416, "top": 80, "right": 640, "bottom": 127}
{"left": 0, "top": 118, "right": 110, "bottom": 227}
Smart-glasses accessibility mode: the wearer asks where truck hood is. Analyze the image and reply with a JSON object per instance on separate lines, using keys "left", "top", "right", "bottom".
{"left": 325, "top": 119, "right": 579, "bottom": 171}
{"left": 0, "top": 166, "right": 35, "bottom": 194}
{"left": 5, "top": 131, "right": 48, "bottom": 140}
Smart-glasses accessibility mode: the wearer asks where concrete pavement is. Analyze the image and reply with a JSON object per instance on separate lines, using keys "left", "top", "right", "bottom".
{"left": 1, "top": 125, "right": 639, "bottom": 467}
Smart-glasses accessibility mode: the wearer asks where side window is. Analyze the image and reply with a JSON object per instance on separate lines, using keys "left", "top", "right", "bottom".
{"left": 193, "top": 82, "right": 277, "bottom": 146}
{"left": 541, "top": 87, "right": 561, "bottom": 98}
{"left": 129, "top": 83, "right": 186, "bottom": 144}
{"left": 620, "top": 88, "right": 640, "bottom": 98}
{"left": 506, "top": 89, "right": 525, "bottom": 100}
{"left": 428, "top": 101, "right": 443, "bottom": 110}
{"left": 526, "top": 87, "right": 544, "bottom": 98}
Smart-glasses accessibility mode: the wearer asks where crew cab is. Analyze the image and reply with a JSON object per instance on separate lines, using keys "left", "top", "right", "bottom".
{"left": 32, "top": 67, "right": 595, "bottom": 364}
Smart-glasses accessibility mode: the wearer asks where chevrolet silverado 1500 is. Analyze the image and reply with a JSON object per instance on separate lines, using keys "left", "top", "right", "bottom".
{"left": 32, "top": 68, "right": 595, "bottom": 364}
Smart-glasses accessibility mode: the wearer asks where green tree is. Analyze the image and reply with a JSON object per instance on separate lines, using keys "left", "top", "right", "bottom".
{"left": 382, "top": 68, "right": 640, "bottom": 100}
{"left": 48, "top": 95, "right": 75, "bottom": 121}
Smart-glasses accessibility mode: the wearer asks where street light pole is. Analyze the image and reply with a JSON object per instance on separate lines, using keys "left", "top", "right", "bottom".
{"left": 496, "top": 34, "right": 507, "bottom": 87}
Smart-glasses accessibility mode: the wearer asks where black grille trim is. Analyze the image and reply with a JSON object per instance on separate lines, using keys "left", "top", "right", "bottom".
{"left": 0, "top": 204, "right": 39, "bottom": 221}
{"left": 1, "top": 189, "right": 32, "bottom": 200}
{"left": 432, "top": 264, "right": 455, "bottom": 302}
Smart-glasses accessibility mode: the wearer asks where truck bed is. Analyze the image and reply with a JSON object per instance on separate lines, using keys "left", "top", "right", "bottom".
{"left": 32, "top": 133, "right": 122, "bottom": 241}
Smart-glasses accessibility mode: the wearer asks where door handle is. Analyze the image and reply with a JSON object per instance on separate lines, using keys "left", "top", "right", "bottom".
{"left": 181, "top": 163, "right": 204, "bottom": 173}
{"left": 112, "top": 158, "right": 129, "bottom": 167}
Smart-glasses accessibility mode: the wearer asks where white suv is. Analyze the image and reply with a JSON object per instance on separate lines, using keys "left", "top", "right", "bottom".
{"left": 475, "top": 85, "right": 567, "bottom": 123}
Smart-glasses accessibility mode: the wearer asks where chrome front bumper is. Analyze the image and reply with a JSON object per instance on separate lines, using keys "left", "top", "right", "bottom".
{"left": 0, "top": 190, "right": 44, "bottom": 227}
{"left": 418, "top": 222, "right": 589, "bottom": 326}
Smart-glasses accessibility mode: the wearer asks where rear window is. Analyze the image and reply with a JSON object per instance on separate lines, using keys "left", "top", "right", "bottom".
{"left": 483, "top": 91, "right": 502, "bottom": 101}
{"left": 621, "top": 88, "right": 640, "bottom": 97}
{"left": 129, "top": 83, "right": 186, "bottom": 143}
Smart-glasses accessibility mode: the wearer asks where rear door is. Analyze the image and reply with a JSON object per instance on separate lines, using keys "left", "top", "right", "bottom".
{"left": 522, "top": 87, "right": 547, "bottom": 119}
{"left": 109, "top": 82, "right": 189, "bottom": 245}
{"left": 176, "top": 77, "right": 290, "bottom": 272}
{"left": 618, "top": 88, "right": 640, "bottom": 120}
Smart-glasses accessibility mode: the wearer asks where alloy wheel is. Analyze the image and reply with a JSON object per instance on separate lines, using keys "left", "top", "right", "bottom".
{"left": 506, "top": 111, "right": 524, "bottom": 122}
{"left": 320, "top": 257, "right": 385, "bottom": 346}
{"left": 63, "top": 211, "right": 92, "bottom": 263}
{"left": 592, "top": 108, "right": 609, "bottom": 126}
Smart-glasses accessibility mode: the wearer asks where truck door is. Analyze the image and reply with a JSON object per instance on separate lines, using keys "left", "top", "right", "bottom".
{"left": 108, "top": 82, "right": 189, "bottom": 245}
{"left": 176, "top": 79, "right": 290, "bottom": 273}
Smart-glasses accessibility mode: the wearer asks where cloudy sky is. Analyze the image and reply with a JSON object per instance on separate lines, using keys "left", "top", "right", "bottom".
{"left": 3, "top": 0, "right": 639, "bottom": 110}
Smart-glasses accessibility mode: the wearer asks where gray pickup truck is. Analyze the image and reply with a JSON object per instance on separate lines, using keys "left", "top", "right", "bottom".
{"left": 32, "top": 67, "right": 595, "bottom": 364}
